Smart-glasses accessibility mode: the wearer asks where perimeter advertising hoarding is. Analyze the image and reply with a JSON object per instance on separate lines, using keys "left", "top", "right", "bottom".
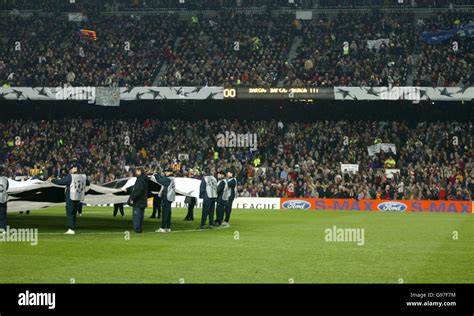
{"left": 147, "top": 196, "right": 281, "bottom": 210}
{"left": 280, "top": 198, "right": 472, "bottom": 214}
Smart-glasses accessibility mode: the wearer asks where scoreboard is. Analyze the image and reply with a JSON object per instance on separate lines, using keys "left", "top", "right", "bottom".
{"left": 223, "top": 87, "right": 334, "bottom": 100}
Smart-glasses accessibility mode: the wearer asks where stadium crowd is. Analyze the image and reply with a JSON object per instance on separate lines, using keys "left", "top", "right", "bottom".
{"left": 2, "top": 0, "right": 472, "bottom": 11}
{"left": 413, "top": 12, "right": 473, "bottom": 88}
{"left": 0, "top": 14, "right": 176, "bottom": 87}
{"left": 1, "top": 10, "right": 472, "bottom": 88}
{"left": 159, "top": 11, "right": 294, "bottom": 87}
{"left": 1, "top": 118, "right": 472, "bottom": 201}
{"left": 283, "top": 11, "right": 415, "bottom": 87}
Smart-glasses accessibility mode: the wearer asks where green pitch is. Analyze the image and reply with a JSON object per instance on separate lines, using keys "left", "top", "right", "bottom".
{"left": 0, "top": 207, "right": 473, "bottom": 283}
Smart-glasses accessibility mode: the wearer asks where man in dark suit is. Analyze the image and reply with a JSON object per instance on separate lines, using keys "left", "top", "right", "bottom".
{"left": 128, "top": 167, "right": 149, "bottom": 233}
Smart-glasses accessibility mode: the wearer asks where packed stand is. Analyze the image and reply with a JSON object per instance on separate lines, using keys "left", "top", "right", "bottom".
{"left": 1, "top": 9, "right": 472, "bottom": 88}
{"left": 158, "top": 11, "right": 295, "bottom": 87}
{"left": 1, "top": 119, "right": 472, "bottom": 201}
{"left": 1, "top": 0, "right": 473, "bottom": 11}
{"left": 413, "top": 12, "right": 473, "bottom": 87}
{"left": 283, "top": 11, "right": 415, "bottom": 87}
{"left": 0, "top": 14, "right": 176, "bottom": 87}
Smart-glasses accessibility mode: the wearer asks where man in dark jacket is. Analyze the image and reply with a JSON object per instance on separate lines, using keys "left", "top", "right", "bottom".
{"left": 224, "top": 168, "right": 237, "bottom": 226}
{"left": 154, "top": 168, "right": 175, "bottom": 233}
{"left": 128, "top": 167, "right": 149, "bottom": 233}
{"left": 51, "top": 164, "right": 90, "bottom": 235}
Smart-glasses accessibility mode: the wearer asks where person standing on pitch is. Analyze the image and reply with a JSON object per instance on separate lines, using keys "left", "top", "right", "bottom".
{"left": 128, "top": 167, "right": 148, "bottom": 233}
{"left": 51, "top": 164, "right": 89, "bottom": 235}
{"left": 154, "top": 168, "right": 175, "bottom": 233}
{"left": 199, "top": 167, "right": 217, "bottom": 229}
{"left": 223, "top": 168, "right": 237, "bottom": 227}
{"left": 0, "top": 165, "right": 9, "bottom": 234}
{"left": 214, "top": 170, "right": 229, "bottom": 226}
{"left": 113, "top": 203, "right": 124, "bottom": 217}
{"left": 184, "top": 195, "right": 196, "bottom": 221}
{"left": 150, "top": 193, "right": 161, "bottom": 219}
{"left": 184, "top": 169, "right": 197, "bottom": 221}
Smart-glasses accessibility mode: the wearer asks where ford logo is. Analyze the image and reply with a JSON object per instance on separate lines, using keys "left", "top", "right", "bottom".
{"left": 282, "top": 200, "right": 311, "bottom": 210}
{"left": 377, "top": 202, "right": 407, "bottom": 212}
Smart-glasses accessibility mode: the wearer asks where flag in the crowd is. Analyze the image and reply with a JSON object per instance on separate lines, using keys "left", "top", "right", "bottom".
{"left": 420, "top": 22, "right": 474, "bottom": 44}
{"left": 78, "top": 29, "right": 97, "bottom": 41}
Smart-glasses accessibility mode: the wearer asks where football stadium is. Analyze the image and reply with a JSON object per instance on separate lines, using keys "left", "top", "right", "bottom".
{"left": 0, "top": 0, "right": 473, "bottom": 314}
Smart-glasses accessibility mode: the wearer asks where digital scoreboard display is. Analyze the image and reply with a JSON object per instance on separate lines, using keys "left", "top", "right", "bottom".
{"left": 223, "top": 87, "right": 333, "bottom": 100}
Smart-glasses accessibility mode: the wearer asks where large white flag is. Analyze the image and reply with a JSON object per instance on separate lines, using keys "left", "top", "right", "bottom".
{"left": 7, "top": 176, "right": 201, "bottom": 213}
